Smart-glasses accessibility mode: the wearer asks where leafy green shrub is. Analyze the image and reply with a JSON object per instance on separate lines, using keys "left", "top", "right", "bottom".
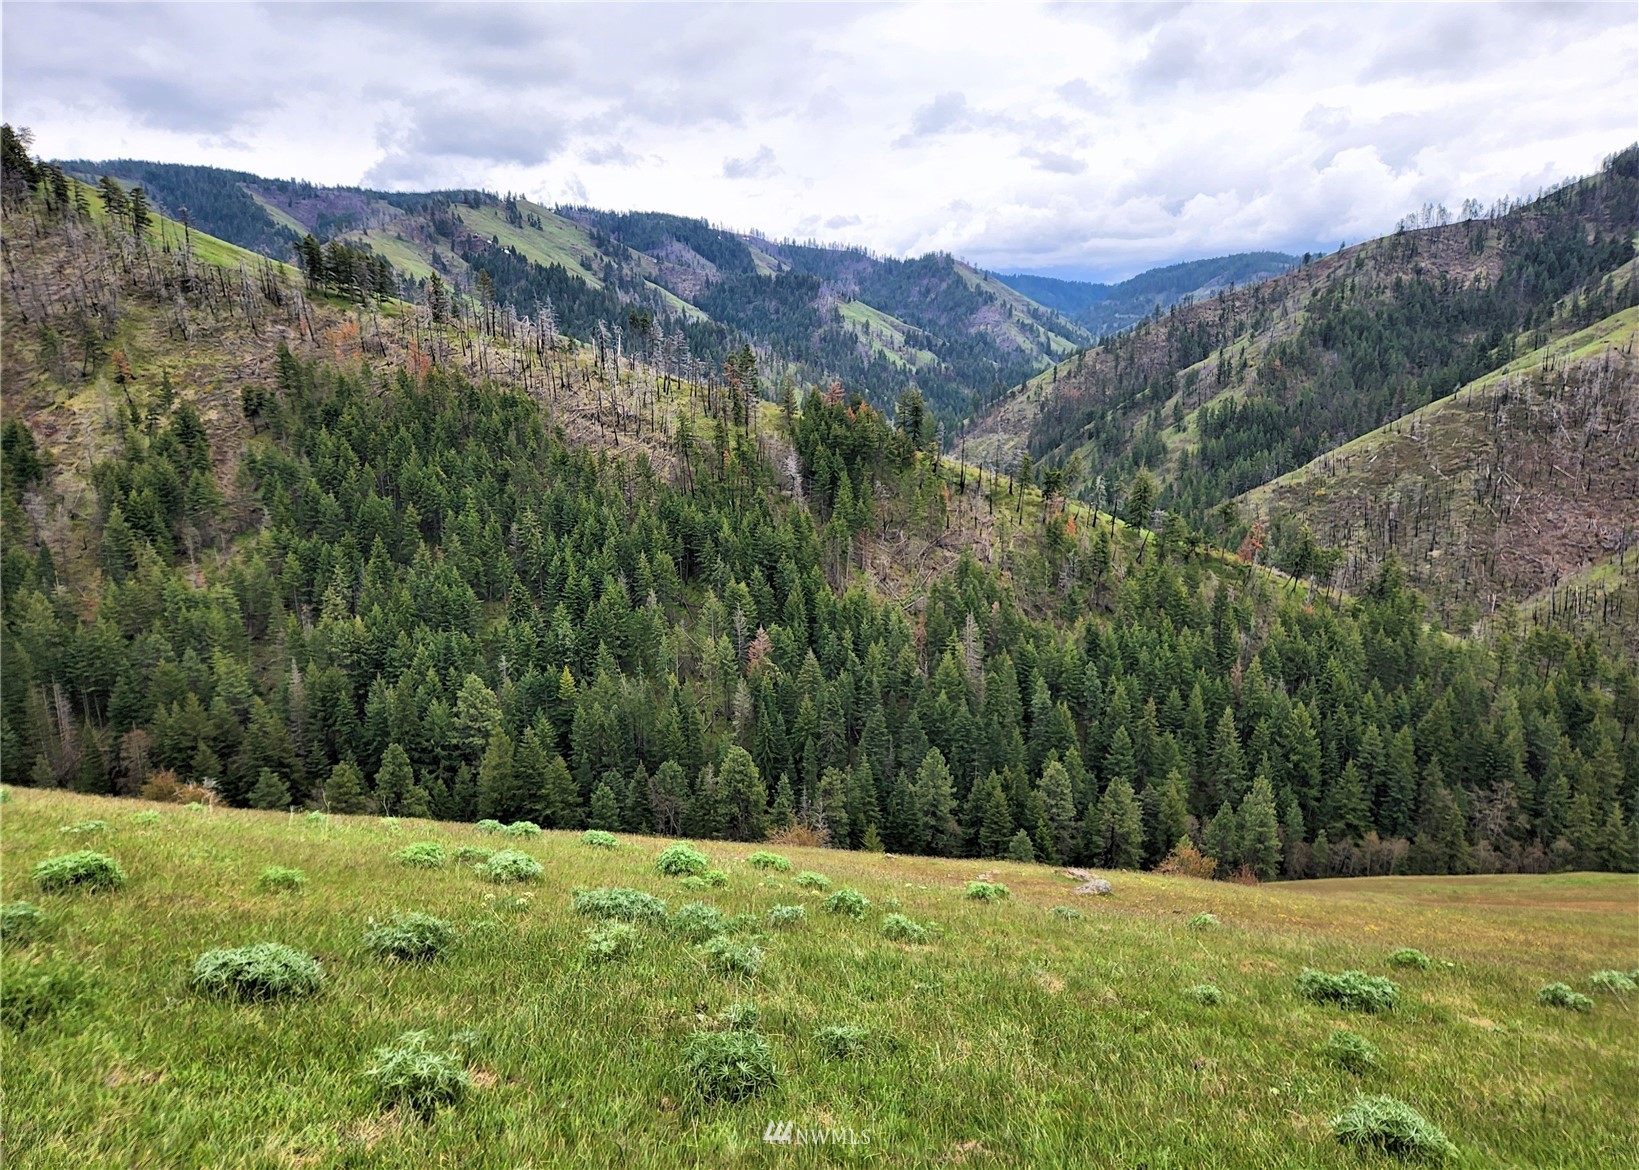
{"left": 823, "top": 888, "right": 870, "bottom": 918}
{"left": 581, "top": 830, "right": 619, "bottom": 849}
{"left": 474, "top": 819, "right": 504, "bottom": 834}
{"left": 583, "top": 921, "right": 640, "bottom": 963}
{"left": 1330, "top": 1094, "right": 1455, "bottom": 1161}
{"left": 683, "top": 1029, "right": 777, "bottom": 1101}
{"left": 131, "top": 810, "right": 162, "bottom": 826}
{"left": 191, "top": 943, "right": 322, "bottom": 1000}
{"left": 698, "top": 935, "right": 764, "bottom": 978}
{"left": 1297, "top": 969, "right": 1400, "bottom": 1013}
{"left": 59, "top": 820, "right": 110, "bottom": 835}
{"left": 746, "top": 851, "right": 791, "bottom": 872}
{"left": 656, "top": 843, "right": 710, "bottom": 876}
{"left": 393, "top": 841, "right": 447, "bottom": 869}
{"left": 305, "top": 811, "right": 328, "bottom": 824}
{"left": 816, "top": 1023, "right": 871, "bottom": 1059}
{"left": 793, "top": 870, "right": 831, "bottom": 891}
{"left": 454, "top": 845, "right": 494, "bottom": 865}
{"left": 1, "top": 957, "right": 88, "bottom": 1029}
{"left": 1, "top": 902, "right": 46, "bottom": 946}
{"left": 1051, "top": 906, "right": 1083, "bottom": 920}
{"left": 719, "top": 1002, "right": 760, "bottom": 1030}
{"left": 1389, "top": 947, "right": 1432, "bottom": 970}
{"left": 571, "top": 886, "right": 668, "bottom": 921}
{"left": 767, "top": 904, "right": 807, "bottom": 928}
{"left": 255, "top": 866, "right": 307, "bottom": 893}
{"left": 500, "top": 821, "right": 542, "bottom": 837}
{"left": 1185, "top": 912, "right": 1219, "bottom": 929}
{"left": 1537, "top": 982, "right": 1593, "bottom": 1011}
{"left": 1320, "top": 1029, "right": 1381, "bottom": 1074}
{"left": 880, "top": 913, "right": 931, "bottom": 944}
{"left": 964, "top": 881, "right": 1010, "bottom": 902}
{"left": 477, "top": 850, "right": 543, "bottom": 883}
{"left": 364, "top": 913, "right": 457, "bottom": 961}
{"left": 1588, "top": 970, "right": 1637, "bottom": 994}
{"left": 1184, "top": 984, "right": 1223, "bottom": 1005}
{"left": 669, "top": 902, "right": 728, "bottom": 941}
{"left": 677, "top": 868, "right": 731, "bottom": 890}
{"left": 32, "top": 851, "right": 126, "bottom": 892}
{"left": 724, "top": 913, "right": 762, "bottom": 933}
{"left": 364, "top": 1031, "right": 472, "bottom": 1115}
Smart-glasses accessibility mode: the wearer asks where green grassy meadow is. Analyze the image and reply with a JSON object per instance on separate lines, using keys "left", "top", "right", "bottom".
{"left": 3, "top": 789, "right": 1635, "bottom": 1168}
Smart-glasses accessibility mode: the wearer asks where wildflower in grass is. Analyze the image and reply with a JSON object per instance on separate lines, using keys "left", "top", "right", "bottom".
{"left": 364, "top": 912, "right": 457, "bottom": 961}
{"left": 1297, "top": 969, "right": 1400, "bottom": 1013}
{"left": 656, "top": 843, "right": 710, "bottom": 876}
{"left": 1537, "top": 982, "right": 1592, "bottom": 1011}
{"left": 1, "top": 902, "right": 46, "bottom": 946}
{"left": 1184, "top": 984, "right": 1223, "bottom": 1005}
{"left": 816, "top": 1023, "right": 871, "bottom": 1059}
{"left": 964, "top": 881, "right": 1010, "bottom": 901}
{"left": 571, "top": 887, "right": 667, "bottom": 921}
{"left": 1051, "top": 906, "right": 1083, "bottom": 920}
{"left": 683, "top": 1029, "right": 777, "bottom": 1101}
{"left": 766, "top": 904, "right": 806, "bottom": 928}
{"left": 746, "top": 851, "right": 791, "bottom": 872}
{"left": 364, "top": 1031, "right": 472, "bottom": 1115}
{"left": 477, "top": 850, "right": 543, "bottom": 883}
{"left": 1587, "top": 970, "right": 1636, "bottom": 995}
{"left": 580, "top": 830, "right": 619, "bottom": 849}
{"left": 1388, "top": 947, "right": 1432, "bottom": 970}
{"left": 1330, "top": 1094, "right": 1454, "bottom": 1161}
{"left": 191, "top": 943, "right": 322, "bottom": 1001}
{"left": 823, "top": 888, "right": 870, "bottom": 918}
{"left": 1320, "top": 1029, "right": 1380, "bottom": 1074}
{"left": 58, "top": 820, "right": 109, "bottom": 836}
{"left": 500, "top": 821, "right": 542, "bottom": 837}
{"left": 793, "top": 871, "right": 831, "bottom": 891}
{"left": 393, "top": 841, "right": 447, "bottom": 868}
{"left": 32, "top": 851, "right": 126, "bottom": 892}
{"left": 698, "top": 935, "right": 764, "bottom": 978}
{"left": 255, "top": 866, "right": 306, "bottom": 893}
{"left": 583, "top": 921, "right": 640, "bottom": 963}
{"left": 1185, "top": 912, "right": 1219, "bottom": 929}
{"left": 668, "top": 902, "right": 728, "bottom": 941}
{"left": 880, "top": 913, "right": 931, "bottom": 943}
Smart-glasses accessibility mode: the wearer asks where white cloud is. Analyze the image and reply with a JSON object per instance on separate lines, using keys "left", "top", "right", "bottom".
{"left": 2, "top": 1, "right": 1632, "bottom": 281}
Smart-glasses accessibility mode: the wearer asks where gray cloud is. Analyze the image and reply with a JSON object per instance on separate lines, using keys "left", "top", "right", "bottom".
{"left": 1021, "top": 147, "right": 1086, "bottom": 175}
{"left": 723, "top": 145, "right": 780, "bottom": 180}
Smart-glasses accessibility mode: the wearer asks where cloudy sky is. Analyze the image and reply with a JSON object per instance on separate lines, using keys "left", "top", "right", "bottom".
{"left": 3, "top": 2, "right": 1633, "bottom": 281}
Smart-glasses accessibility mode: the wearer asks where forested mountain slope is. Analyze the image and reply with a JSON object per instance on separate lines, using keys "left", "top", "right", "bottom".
{"left": 60, "top": 160, "right": 1089, "bottom": 434}
{"left": 5, "top": 133, "right": 1637, "bottom": 883}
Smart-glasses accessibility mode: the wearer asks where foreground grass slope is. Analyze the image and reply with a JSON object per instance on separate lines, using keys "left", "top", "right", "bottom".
{"left": 4, "top": 790, "right": 1635, "bottom": 1168}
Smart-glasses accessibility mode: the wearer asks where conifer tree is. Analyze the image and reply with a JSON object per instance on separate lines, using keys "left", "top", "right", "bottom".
{"left": 1098, "top": 776, "right": 1145, "bottom": 869}
{"left": 914, "top": 747, "right": 960, "bottom": 855}
{"left": 588, "top": 780, "right": 621, "bottom": 831}
{"left": 324, "top": 760, "right": 368, "bottom": 814}
{"left": 720, "top": 745, "right": 768, "bottom": 842}
{"left": 977, "top": 773, "right": 1016, "bottom": 858}
{"left": 475, "top": 728, "right": 516, "bottom": 822}
{"left": 248, "top": 768, "right": 291, "bottom": 810}
{"left": 1237, "top": 772, "right": 1282, "bottom": 881}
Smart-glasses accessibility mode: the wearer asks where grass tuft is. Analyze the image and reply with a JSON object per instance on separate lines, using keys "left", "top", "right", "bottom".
{"left": 964, "top": 881, "right": 1010, "bottom": 902}
{"left": 364, "top": 1031, "right": 472, "bottom": 1115}
{"left": 1537, "top": 982, "right": 1593, "bottom": 1011}
{"left": 1185, "top": 912, "right": 1219, "bottom": 929}
{"left": 816, "top": 1023, "right": 871, "bottom": 1059}
{"left": 454, "top": 845, "right": 494, "bottom": 865}
{"left": 1389, "top": 947, "right": 1432, "bottom": 970}
{"left": 823, "top": 887, "right": 871, "bottom": 918}
{"left": 668, "top": 902, "right": 728, "bottom": 941}
{"left": 130, "top": 810, "right": 162, "bottom": 826}
{"left": 571, "top": 886, "right": 668, "bottom": 922}
{"left": 254, "top": 866, "right": 307, "bottom": 893}
{"left": 32, "top": 850, "right": 126, "bottom": 892}
{"left": 1, "top": 902, "right": 47, "bottom": 946}
{"left": 392, "top": 841, "right": 447, "bottom": 869}
{"left": 363, "top": 912, "right": 457, "bottom": 961}
{"left": 880, "top": 913, "right": 932, "bottom": 943}
{"left": 793, "top": 870, "right": 831, "bottom": 891}
{"left": 656, "top": 843, "right": 710, "bottom": 876}
{"left": 1051, "top": 905, "right": 1083, "bottom": 920}
{"left": 1321, "top": 1029, "right": 1381, "bottom": 1074}
{"left": 58, "top": 819, "right": 110, "bottom": 835}
{"left": 746, "top": 851, "right": 791, "bottom": 871}
{"left": 191, "top": 943, "right": 322, "bottom": 1001}
{"left": 1297, "top": 968, "right": 1400, "bottom": 1013}
{"left": 1184, "top": 983, "right": 1224, "bottom": 1005}
{"left": 682, "top": 1029, "right": 777, "bottom": 1101}
{"left": 1, "top": 957, "right": 89, "bottom": 1029}
{"left": 1330, "top": 1094, "right": 1455, "bottom": 1160}
{"left": 583, "top": 921, "right": 640, "bottom": 963}
{"left": 477, "top": 850, "right": 543, "bottom": 883}
{"left": 719, "top": 1002, "right": 761, "bottom": 1030}
{"left": 698, "top": 935, "right": 764, "bottom": 979}
{"left": 580, "top": 830, "right": 619, "bottom": 849}
{"left": 767, "top": 904, "right": 807, "bottom": 928}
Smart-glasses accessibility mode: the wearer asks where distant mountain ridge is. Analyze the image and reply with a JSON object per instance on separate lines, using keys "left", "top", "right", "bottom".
{"left": 995, "top": 252, "right": 1299, "bottom": 337}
